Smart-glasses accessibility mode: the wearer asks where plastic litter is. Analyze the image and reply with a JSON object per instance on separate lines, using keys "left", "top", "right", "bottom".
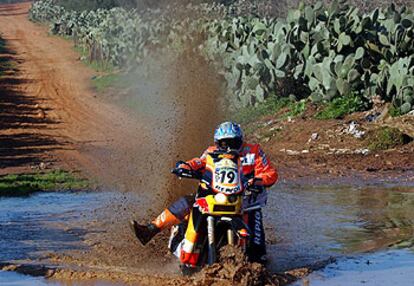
{"left": 347, "top": 121, "right": 365, "bottom": 138}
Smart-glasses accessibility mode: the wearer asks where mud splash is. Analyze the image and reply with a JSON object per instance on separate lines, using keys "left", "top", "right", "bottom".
{"left": 88, "top": 48, "right": 225, "bottom": 213}
{"left": 196, "top": 246, "right": 307, "bottom": 286}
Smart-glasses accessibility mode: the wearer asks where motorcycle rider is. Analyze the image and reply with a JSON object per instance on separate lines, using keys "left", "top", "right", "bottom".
{"left": 130, "top": 121, "right": 278, "bottom": 264}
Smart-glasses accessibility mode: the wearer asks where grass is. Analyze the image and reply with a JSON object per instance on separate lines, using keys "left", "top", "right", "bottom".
{"left": 72, "top": 46, "right": 133, "bottom": 93}
{"left": 389, "top": 105, "right": 403, "bottom": 117}
{"left": 0, "top": 170, "right": 89, "bottom": 197}
{"left": 315, "top": 94, "right": 367, "bottom": 120}
{"left": 73, "top": 46, "right": 129, "bottom": 93}
{"left": 285, "top": 100, "right": 306, "bottom": 118}
{"left": 367, "top": 127, "right": 412, "bottom": 151}
{"left": 93, "top": 73, "right": 124, "bottom": 92}
{"left": 232, "top": 97, "right": 291, "bottom": 124}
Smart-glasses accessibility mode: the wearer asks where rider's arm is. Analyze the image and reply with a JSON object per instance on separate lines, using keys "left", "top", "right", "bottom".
{"left": 253, "top": 145, "right": 278, "bottom": 187}
{"left": 184, "top": 146, "right": 215, "bottom": 171}
{"left": 185, "top": 156, "right": 206, "bottom": 171}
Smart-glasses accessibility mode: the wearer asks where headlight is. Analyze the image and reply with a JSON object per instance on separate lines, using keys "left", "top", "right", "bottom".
{"left": 214, "top": 193, "right": 227, "bottom": 204}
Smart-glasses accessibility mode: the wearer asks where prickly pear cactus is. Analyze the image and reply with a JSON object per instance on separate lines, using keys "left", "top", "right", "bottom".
{"left": 29, "top": 0, "right": 414, "bottom": 113}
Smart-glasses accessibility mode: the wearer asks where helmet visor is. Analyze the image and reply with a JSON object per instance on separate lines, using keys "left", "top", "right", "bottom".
{"left": 217, "top": 138, "right": 243, "bottom": 150}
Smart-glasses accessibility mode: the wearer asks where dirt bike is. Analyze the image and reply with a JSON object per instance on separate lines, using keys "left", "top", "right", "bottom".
{"left": 170, "top": 150, "right": 266, "bottom": 273}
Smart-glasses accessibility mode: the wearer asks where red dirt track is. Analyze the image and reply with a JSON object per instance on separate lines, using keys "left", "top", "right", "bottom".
{"left": 0, "top": 2, "right": 142, "bottom": 178}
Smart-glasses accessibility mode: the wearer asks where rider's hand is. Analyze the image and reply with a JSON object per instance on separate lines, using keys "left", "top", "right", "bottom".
{"left": 177, "top": 163, "right": 191, "bottom": 171}
{"left": 247, "top": 178, "right": 264, "bottom": 194}
{"left": 248, "top": 177, "right": 264, "bottom": 187}
{"left": 172, "top": 161, "right": 193, "bottom": 177}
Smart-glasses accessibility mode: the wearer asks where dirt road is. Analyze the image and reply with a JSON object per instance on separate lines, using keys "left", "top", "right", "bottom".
{"left": 0, "top": 2, "right": 154, "bottom": 180}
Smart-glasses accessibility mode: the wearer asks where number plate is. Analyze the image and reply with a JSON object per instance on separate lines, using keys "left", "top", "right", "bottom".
{"left": 213, "top": 158, "right": 242, "bottom": 194}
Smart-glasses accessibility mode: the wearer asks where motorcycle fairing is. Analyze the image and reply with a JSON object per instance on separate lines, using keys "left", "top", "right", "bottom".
{"left": 204, "top": 152, "right": 244, "bottom": 195}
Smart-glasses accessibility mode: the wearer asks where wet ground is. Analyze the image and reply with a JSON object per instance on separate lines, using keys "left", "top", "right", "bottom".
{"left": 292, "top": 249, "right": 414, "bottom": 286}
{"left": 0, "top": 191, "right": 116, "bottom": 262}
{"left": 1, "top": 178, "right": 414, "bottom": 285}
{"left": 0, "top": 271, "right": 56, "bottom": 286}
{"left": 267, "top": 179, "right": 414, "bottom": 272}
{"left": 0, "top": 271, "right": 123, "bottom": 286}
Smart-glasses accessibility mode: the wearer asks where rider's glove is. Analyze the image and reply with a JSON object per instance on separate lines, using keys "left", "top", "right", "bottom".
{"left": 172, "top": 161, "right": 192, "bottom": 177}
{"left": 248, "top": 177, "right": 264, "bottom": 187}
{"left": 177, "top": 163, "right": 191, "bottom": 171}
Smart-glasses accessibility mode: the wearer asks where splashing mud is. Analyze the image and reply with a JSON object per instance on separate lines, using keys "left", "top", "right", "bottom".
{"left": 195, "top": 246, "right": 305, "bottom": 286}
{"left": 90, "top": 47, "right": 225, "bottom": 210}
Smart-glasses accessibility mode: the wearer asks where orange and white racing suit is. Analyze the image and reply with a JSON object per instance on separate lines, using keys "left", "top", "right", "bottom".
{"left": 152, "top": 143, "right": 278, "bottom": 265}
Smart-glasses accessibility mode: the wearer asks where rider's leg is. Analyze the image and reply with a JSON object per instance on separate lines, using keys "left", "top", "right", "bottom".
{"left": 130, "top": 195, "right": 194, "bottom": 245}
{"left": 179, "top": 207, "right": 202, "bottom": 268}
{"left": 245, "top": 209, "right": 267, "bottom": 264}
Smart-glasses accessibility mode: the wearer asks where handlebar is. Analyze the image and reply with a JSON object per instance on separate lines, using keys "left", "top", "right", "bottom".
{"left": 171, "top": 167, "right": 199, "bottom": 179}
{"left": 171, "top": 161, "right": 202, "bottom": 180}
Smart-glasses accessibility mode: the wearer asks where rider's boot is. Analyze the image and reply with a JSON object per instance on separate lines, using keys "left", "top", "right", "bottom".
{"left": 129, "top": 221, "right": 160, "bottom": 246}
{"left": 130, "top": 208, "right": 181, "bottom": 245}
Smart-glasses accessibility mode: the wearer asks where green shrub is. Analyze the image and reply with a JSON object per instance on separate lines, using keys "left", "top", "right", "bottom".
{"left": 29, "top": 0, "right": 414, "bottom": 114}
{"left": 367, "top": 127, "right": 412, "bottom": 151}
{"left": 389, "top": 105, "right": 403, "bottom": 117}
{"left": 315, "top": 94, "right": 367, "bottom": 119}
{"left": 286, "top": 100, "right": 307, "bottom": 117}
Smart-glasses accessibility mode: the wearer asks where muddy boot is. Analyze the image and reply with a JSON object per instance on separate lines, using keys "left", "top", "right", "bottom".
{"left": 129, "top": 220, "right": 160, "bottom": 246}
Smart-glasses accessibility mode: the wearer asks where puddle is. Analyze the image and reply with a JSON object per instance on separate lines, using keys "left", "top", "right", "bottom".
{"left": 1, "top": 181, "right": 414, "bottom": 285}
{"left": 0, "top": 271, "right": 56, "bottom": 286}
{"left": 266, "top": 182, "right": 414, "bottom": 271}
{"left": 0, "top": 271, "right": 125, "bottom": 286}
{"left": 0, "top": 191, "right": 117, "bottom": 262}
{"left": 291, "top": 249, "right": 414, "bottom": 286}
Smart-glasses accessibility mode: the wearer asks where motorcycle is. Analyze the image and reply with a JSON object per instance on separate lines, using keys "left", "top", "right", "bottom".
{"left": 169, "top": 150, "right": 266, "bottom": 273}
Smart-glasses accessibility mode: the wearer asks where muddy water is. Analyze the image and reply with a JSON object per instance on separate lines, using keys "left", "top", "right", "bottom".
{"left": 0, "top": 271, "right": 56, "bottom": 286}
{"left": 291, "top": 249, "right": 414, "bottom": 286}
{"left": 1, "top": 181, "right": 414, "bottom": 285}
{"left": 0, "top": 191, "right": 117, "bottom": 262}
{"left": 0, "top": 271, "right": 122, "bottom": 286}
{"left": 266, "top": 181, "right": 414, "bottom": 272}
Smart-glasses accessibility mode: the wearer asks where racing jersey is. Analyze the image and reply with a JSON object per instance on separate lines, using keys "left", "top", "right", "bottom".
{"left": 186, "top": 143, "right": 278, "bottom": 188}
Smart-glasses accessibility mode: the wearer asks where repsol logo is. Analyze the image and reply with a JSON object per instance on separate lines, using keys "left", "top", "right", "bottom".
{"left": 253, "top": 211, "right": 262, "bottom": 245}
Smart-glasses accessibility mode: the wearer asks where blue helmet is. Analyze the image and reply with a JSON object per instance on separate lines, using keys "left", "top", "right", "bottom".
{"left": 214, "top": 122, "right": 244, "bottom": 150}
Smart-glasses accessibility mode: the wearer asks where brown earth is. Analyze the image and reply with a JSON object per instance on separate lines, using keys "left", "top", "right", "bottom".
{"left": 248, "top": 107, "right": 414, "bottom": 183}
{"left": 0, "top": 2, "right": 413, "bottom": 286}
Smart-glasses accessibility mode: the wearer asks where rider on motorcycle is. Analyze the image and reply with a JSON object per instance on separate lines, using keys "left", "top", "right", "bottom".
{"left": 130, "top": 121, "right": 278, "bottom": 264}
